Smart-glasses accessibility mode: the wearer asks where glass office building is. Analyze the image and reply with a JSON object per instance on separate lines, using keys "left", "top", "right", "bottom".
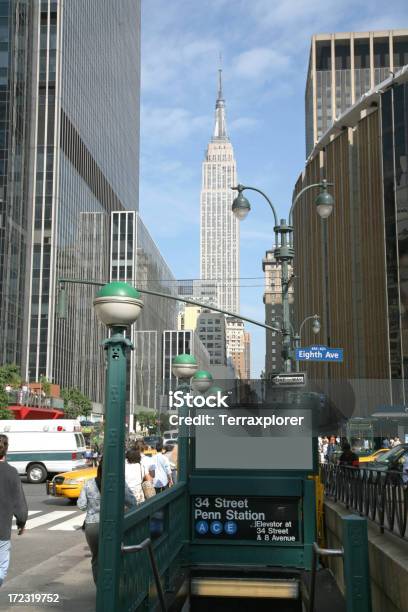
{"left": 111, "top": 211, "right": 178, "bottom": 418}
{"left": 0, "top": 1, "right": 141, "bottom": 383}
{"left": 305, "top": 30, "right": 408, "bottom": 156}
{"left": 0, "top": 1, "right": 31, "bottom": 365}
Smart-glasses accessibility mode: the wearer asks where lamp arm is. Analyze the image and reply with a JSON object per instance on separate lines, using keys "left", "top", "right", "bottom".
{"left": 234, "top": 185, "right": 280, "bottom": 246}
{"left": 298, "top": 314, "right": 320, "bottom": 340}
{"left": 289, "top": 182, "right": 334, "bottom": 225}
{"left": 57, "top": 277, "right": 282, "bottom": 334}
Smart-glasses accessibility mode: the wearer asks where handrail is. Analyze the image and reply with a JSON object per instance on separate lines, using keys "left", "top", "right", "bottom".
{"left": 309, "top": 542, "right": 344, "bottom": 612}
{"left": 321, "top": 463, "right": 408, "bottom": 539}
{"left": 121, "top": 537, "right": 167, "bottom": 612}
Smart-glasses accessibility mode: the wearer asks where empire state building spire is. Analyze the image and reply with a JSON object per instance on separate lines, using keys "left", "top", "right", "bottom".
{"left": 201, "top": 69, "right": 239, "bottom": 315}
{"left": 213, "top": 69, "right": 228, "bottom": 140}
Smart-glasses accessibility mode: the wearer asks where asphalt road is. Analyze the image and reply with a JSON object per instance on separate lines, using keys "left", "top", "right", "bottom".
{"left": 6, "top": 479, "right": 86, "bottom": 581}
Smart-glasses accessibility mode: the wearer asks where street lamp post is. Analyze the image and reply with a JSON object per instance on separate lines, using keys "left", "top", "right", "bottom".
{"left": 232, "top": 180, "right": 334, "bottom": 372}
{"left": 93, "top": 281, "right": 143, "bottom": 612}
{"left": 171, "top": 354, "right": 198, "bottom": 482}
{"left": 292, "top": 314, "right": 321, "bottom": 372}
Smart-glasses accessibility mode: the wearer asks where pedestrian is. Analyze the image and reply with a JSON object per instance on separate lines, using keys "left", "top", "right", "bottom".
{"left": 394, "top": 436, "right": 401, "bottom": 447}
{"left": 326, "top": 436, "right": 338, "bottom": 463}
{"left": 77, "top": 459, "right": 137, "bottom": 584}
{"left": 338, "top": 442, "right": 359, "bottom": 467}
{"left": 92, "top": 447, "right": 99, "bottom": 467}
{"left": 149, "top": 440, "right": 173, "bottom": 494}
{"left": 0, "top": 434, "right": 28, "bottom": 588}
{"left": 382, "top": 437, "right": 390, "bottom": 449}
{"left": 125, "top": 448, "right": 152, "bottom": 505}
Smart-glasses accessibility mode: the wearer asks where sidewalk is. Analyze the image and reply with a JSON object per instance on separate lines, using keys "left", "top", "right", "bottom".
{"left": 0, "top": 542, "right": 95, "bottom": 612}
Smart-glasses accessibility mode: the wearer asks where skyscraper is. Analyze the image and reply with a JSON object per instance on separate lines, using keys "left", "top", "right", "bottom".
{"left": 305, "top": 30, "right": 408, "bottom": 156}
{"left": 263, "top": 250, "right": 294, "bottom": 377}
{"left": 200, "top": 70, "right": 239, "bottom": 314}
{"left": 0, "top": 1, "right": 141, "bottom": 383}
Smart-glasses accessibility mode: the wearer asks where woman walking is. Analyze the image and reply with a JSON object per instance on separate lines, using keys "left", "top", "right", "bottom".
{"left": 77, "top": 459, "right": 136, "bottom": 584}
{"left": 125, "top": 447, "right": 152, "bottom": 504}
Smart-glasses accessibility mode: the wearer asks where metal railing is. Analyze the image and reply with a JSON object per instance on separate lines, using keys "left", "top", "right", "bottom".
{"left": 309, "top": 542, "right": 343, "bottom": 612}
{"left": 322, "top": 463, "right": 408, "bottom": 538}
{"left": 122, "top": 538, "right": 167, "bottom": 612}
{"left": 119, "top": 482, "right": 188, "bottom": 611}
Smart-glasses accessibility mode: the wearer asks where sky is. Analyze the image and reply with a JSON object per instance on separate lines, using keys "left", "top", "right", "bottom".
{"left": 139, "top": 0, "right": 408, "bottom": 377}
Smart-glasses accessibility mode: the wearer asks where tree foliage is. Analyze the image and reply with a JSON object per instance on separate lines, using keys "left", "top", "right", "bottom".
{"left": 39, "top": 375, "right": 51, "bottom": 396}
{"left": 0, "top": 364, "right": 22, "bottom": 388}
{"left": 0, "top": 405, "right": 14, "bottom": 419}
{"left": 61, "top": 387, "right": 92, "bottom": 419}
{"left": 0, "top": 364, "right": 21, "bottom": 417}
{"left": 137, "top": 411, "right": 156, "bottom": 430}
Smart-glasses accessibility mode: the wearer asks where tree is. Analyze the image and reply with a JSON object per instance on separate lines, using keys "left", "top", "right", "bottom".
{"left": 0, "top": 405, "right": 14, "bottom": 420}
{"left": 0, "top": 364, "right": 20, "bottom": 419}
{"left": 0, "top": 364, "right": 22, "bottom": 388}
{"left": 137, "top": 411, "right": 156, "bottom": 431}
{"left": 39, "top": 375, "right": 51, "bottom": 396}
{"left": 61, "top": 387, "right": 92, "bottom": 419}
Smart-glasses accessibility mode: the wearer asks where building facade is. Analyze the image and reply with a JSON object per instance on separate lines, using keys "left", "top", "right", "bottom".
{"left": 225, "top": 317, "right": 250, "bottom": 379}
{"left": 0, "top": 0, "right": 31, "bottom": 366}
{"left": 110, "top": 211, "right": 177, "bottom": 420}
{"left": 200, "top": 70, "right": 239, "bottom": 314}
{"left": 294, "top": 68, "right": 408, "bottom": 410}
{"left": 0, "top": 1, "right": 142, "bottom": 385}
{"left": 305, "top": 30, "right": 408, "bottom": 156}
{"left": 263, "top": 250, "right": 294, "bottom": 377}
{"left": 197, "top": 310, "right": 227, "bottom": 367}
{"left": 162, "top": 329, "right": 210, "bottom": 396}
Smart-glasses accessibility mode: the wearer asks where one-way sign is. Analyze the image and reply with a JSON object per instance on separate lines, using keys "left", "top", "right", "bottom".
{"left": 271, "top": 372, "right": 307, "bottom": 387}
{"left": 295, "top": 345, "right": 343, "bottom": 363}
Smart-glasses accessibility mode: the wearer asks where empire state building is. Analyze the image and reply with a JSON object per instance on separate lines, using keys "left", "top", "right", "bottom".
{"left": 200, "top": 70, "right": 239, "bottom": 314}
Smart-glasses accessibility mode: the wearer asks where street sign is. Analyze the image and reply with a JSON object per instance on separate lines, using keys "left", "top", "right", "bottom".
{"left": 270, "top": 372, "right": 307, "bottom": 387}
{"left": 193, "top": 495, "right": 299, "bottom": 542}
{"left": 295, "top": 345, "right": 343, "bottom": 363}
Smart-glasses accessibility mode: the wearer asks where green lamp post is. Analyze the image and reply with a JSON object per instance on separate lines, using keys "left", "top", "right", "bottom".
{"left": 232, "top": 180, "right": 334, "bottom": 372}
{"left": 171, "top": 354, "right": 198, "bottom": 482}
{"left": 192, "top": 370, "right": 213, "bottom": 393}
{"left": 93, "top": 282, "right": 143, "bottom": 612}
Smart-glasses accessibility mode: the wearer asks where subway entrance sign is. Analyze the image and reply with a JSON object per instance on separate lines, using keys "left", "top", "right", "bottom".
{"left": 193, "top": 495, "right": 299, "bottom": 542}
{"left": 295, "top": 344, "right": 344, "bottom": 362}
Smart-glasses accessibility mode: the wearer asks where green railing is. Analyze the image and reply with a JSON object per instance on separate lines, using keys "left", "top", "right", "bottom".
{"left": 118, "top": 483, "right": 188, "bottom": 611}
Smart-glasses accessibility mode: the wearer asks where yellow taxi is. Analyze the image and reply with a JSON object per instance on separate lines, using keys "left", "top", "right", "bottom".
{"left": 46, "top": 466, "right": 97, "bottom": 500}
{"left": 358, "top": 448, "right": 389, "bottom": 463}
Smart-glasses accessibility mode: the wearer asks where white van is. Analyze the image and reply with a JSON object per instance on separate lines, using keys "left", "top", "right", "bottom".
{"left": 0, "top": 420, "right": 87, "bottom": 483}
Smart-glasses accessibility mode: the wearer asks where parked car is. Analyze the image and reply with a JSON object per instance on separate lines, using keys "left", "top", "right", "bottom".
{"left": 143, "top": 435, "right": 162, "bottom": 454}
{"left": 164, "top": 439, "right": 178, "bottom": 452}
{"left": 358, "top": 448, "right": 389, "bottom": 463}
{"left": 46, "top": 466, "right": 97, "bottom": 500}
{"left": 364, "top": 444, "right": 408, "bottom": 474}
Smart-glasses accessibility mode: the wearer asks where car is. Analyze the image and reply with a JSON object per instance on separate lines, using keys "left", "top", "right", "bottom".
{"left": 363, "top": 444, "right": 408, "bottom": 474}
{"left": 46, "top": 466, "right": 97, "bottom": 500}
{"left": 164, "top": 439, "right": 178, "bottom": 452}
{"left": 358, "top": 448, "right": 389, "bottom": 463}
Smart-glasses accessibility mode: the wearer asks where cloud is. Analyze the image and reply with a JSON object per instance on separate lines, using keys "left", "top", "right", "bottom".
{"left": 141, "top": 105, "right": 210, "bottom": 146}
{"left": 234, "top": 47, "right": 290, "bottom": 80}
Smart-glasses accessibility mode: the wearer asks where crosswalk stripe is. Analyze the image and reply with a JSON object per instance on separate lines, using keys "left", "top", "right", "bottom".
{"left": 49, "top": 514, "right": 85, "bottom": 531}
{"left": 12, "top": 510, "right": 41, "bottom": 529}
{"left": 23, "top": 510, "right": 77, "bottom": 529}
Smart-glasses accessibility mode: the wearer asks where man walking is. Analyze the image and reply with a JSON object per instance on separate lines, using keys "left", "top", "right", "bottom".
{"left": 0, "top": 434, "right": 28, "bottom": 587}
